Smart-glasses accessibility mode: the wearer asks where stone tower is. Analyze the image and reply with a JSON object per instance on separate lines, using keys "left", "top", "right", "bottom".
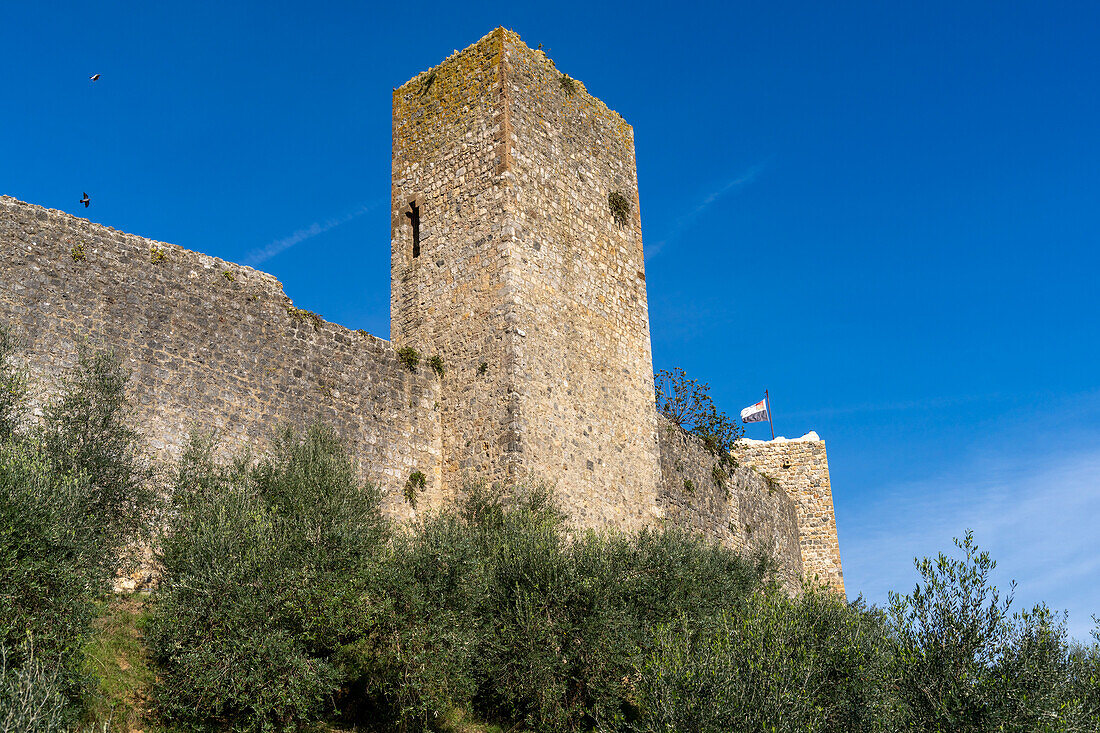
{"left": 390, "top": 28, "right": 660, "bottom": 528}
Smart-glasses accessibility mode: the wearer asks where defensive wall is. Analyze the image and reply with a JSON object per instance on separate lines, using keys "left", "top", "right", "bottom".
{"left": 0, "top": 195, "right": 442, "bottom": 521}
{"left": 656, "top": 415, "right": 804, "bottom": 587}
{"left": 0, "top": 27, "right": 843, "bottom": 587}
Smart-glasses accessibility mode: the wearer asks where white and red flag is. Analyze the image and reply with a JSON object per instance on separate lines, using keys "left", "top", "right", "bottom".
{"left": 740, "top": 398, "right": 770, "bottom": 423}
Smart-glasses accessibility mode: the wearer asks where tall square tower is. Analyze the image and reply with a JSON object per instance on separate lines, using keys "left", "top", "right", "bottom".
{"left": 391, "top": 29, "right": 659, "bottom": 528}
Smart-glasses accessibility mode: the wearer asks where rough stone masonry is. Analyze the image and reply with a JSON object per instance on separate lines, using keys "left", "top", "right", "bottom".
{"left": 0, "top": 27, "right": 842, "bottom": 590}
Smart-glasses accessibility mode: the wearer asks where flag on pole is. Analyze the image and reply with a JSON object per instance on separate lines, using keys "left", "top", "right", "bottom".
{"left": 740, "top": 398, "right": 770, "bottom": 423}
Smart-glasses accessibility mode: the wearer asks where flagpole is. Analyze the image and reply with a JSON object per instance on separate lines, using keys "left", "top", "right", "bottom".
{"left": 765, "top": 389, "right": 775, "bottom": 440}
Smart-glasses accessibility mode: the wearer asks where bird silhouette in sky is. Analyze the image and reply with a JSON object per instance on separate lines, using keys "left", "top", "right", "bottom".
{"left": 80, "top": 192, "right": 90, "bottom": 208}
{"left": 89, "top": 73, "right": 100, "bottom": 82}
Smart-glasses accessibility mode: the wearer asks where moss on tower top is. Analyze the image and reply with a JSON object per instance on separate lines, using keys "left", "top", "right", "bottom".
{"left": 392, "top": 27, "right": 633, "bottom": 161}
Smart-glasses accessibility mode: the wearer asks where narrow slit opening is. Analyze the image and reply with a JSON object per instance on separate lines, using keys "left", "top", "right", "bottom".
{"left": 406, "top": 202, "right": 421, "bottom": 258}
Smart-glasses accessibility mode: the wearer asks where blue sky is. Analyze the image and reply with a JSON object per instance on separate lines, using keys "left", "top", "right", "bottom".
{"left": 2, "top": 2, "right": 1098, "bottom": 637}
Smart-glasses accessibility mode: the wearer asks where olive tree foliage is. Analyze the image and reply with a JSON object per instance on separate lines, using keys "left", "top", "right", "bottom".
{"left": 0, "top": 645, "right": 68, "bottom": 733}
{"left": 887, "top": 530, "right": 1094, "bottom": 732}
{"left": 654, "top": 367, "right": 743, "bottom": 460}
{"left": 1074, "top": 626, "right": 1100, "bottom": 724}
{"left": 0, "top": 325, "right": 156, "bottom": 723}
{"left": 0, "top": 329, "right": 26, "bottom": 441}
{"left": 370, "top": 483, "right": 777, "bottom": 733}
{"left": 147, "top": 425, "right": 392, "bottom": 733}
{"left": 42, "top": 345, "right": 156, "bottom": 555}
{"left": 628, "top": 531, "right": 1100, "bottom": 733}
{"left": 628, "top": 591, "right": 891, "bottom": 733}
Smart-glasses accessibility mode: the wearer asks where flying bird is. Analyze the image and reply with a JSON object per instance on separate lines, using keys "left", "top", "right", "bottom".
{"left": 89, "top": 74, "right": 100, "bottom": 82}
{"left": 80, "top": 192, "right": 90, "bottom": 208}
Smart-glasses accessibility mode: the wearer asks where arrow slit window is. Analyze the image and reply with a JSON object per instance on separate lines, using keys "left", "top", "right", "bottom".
{"left": 405, "top": 202, "right": 421, "bottom": 258}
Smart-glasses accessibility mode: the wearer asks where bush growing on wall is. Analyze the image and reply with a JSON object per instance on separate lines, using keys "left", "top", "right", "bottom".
{"left": 654, "top": 367, "right": 743, "bottom": 460}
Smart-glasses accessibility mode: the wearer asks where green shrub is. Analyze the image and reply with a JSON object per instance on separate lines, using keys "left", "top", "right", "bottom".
{"left": 0, "top": 643, "right": 69, "bottom": 733}
{"left": 42, "top": 347, "right": 155, "bottom": 560}
{"left": 887, "top": 530, "right": 1088, "bottom": 732}
{"left": 0, "top": 441, "right": 99, "bottom": 707}
{"left": 371, "top": 484, "right": 775, "bottom": 732}
{"left": 147, "top": 425, "right": 390, "bottom": 732}
{"left": 0, "top": 333, "right": 154, "bottom": 714}
{"left": 629, "top": 590, "right": 889, "bottom": 733}
{"left": 654, "top": 367, "right": 743, "bottom": 461}
{"left": 1070, "top": 629, "right": 1100, "bottom": 726}
{"left": 608, "top": 192, "right": 631, "bottom": 227}
{"left": 427, "top": 355, "right": 445, "bottom": 378}
{"left": 397, "top": 346, "right": 421, "bottom": 371}
{"left": 404, "top": 469, "right": 427, "bottom": 507}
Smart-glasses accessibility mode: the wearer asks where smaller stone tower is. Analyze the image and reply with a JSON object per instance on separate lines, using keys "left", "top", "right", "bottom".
{"left": 391, "top": 29, "right": 660, "bottom": 529}
{"left": 735, "top": 435, "right": 845, "bottom": 592}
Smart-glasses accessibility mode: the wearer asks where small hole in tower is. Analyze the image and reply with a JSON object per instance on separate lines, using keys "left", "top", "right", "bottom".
{"left": 406, "top": 202, "right": 421, "bottom": 258}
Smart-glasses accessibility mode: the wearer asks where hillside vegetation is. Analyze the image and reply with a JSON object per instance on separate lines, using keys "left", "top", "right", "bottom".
{"left": 1, "top": 325, "right": 1099, "bottom": 732}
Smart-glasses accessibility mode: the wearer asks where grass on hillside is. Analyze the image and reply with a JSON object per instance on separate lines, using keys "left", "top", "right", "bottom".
{"left": 80, "top": 594, "right": 513, "bottom": 733}
{"left": 81, "top": 594, "right": 175, "bottom": 733}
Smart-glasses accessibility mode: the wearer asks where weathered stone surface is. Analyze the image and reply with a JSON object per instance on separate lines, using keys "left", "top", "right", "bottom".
{"left": 391, "top": 29, "right": 659, "bottom": 530}
{"left": 0, "top": 196, "right": 442, "bottom": 521}
{"left": 734, "top": 438, "right": 845, "bottom": 592}
{"left": 656, "top": 415, "right": 803, "bottom": 589}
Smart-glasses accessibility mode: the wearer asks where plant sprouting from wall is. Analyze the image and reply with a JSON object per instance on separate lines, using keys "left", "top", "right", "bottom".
{"left": 397, "top": 347, "right": 420, "bottom": 372}
{"left": 285, "top": 305, "right": 323, "bottom": 331}
{"left": 421, "top": 69, "right": 437, "bottom": 96}
{"left": 756, "top": 470, "right": 779, "bottom": 494}
{"left": 404, "top": 470, "right": 427, "bottom": 507}
{"left": 477, "top": 362, "right": 489, "bottom": 376}
{"left": 70, "top": 243, "right": 86, "bottom": 262}
{"left": 150, "top": 246, "right": 166, "bottom": 264}
{"left": 608, "top": 192, "right": 631, "bottom": 227}
{"left": 560, "top": 74, "right": 576, "bottom": 95}
{"left": 427, "top": 355, "right": 445, "bottom": 378}
{"left": 655, "top": 367, "right": 744, "bottom": 462}
{"left": 712, "top": 464, "right": 730, "bottom": 500}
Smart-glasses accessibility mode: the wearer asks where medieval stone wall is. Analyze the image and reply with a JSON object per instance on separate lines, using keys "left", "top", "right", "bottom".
{"left": 734, "top": 436, "right": 845, "bottom": 591}
{"left": 0, "top": 196, "right": 443, "bottom": 520}
{"left": 656, "top": 415, "right": 803, "bottom": 586}
{"left": 0, "top": 28, "right": 843, "bottom": 589}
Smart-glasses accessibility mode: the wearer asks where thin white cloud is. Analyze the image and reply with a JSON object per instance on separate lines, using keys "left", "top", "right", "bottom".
{"left": 788, "top": 393, "right": 1013, "bottom": 418}
{"left": 842, "top": 439, "right": 1100, "bottom": 641}
{"left": 646, "top": 164, "right": 765, "bottom": 261}
{"left": 245, "top": 200, "right": 381, "bottom": 266}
